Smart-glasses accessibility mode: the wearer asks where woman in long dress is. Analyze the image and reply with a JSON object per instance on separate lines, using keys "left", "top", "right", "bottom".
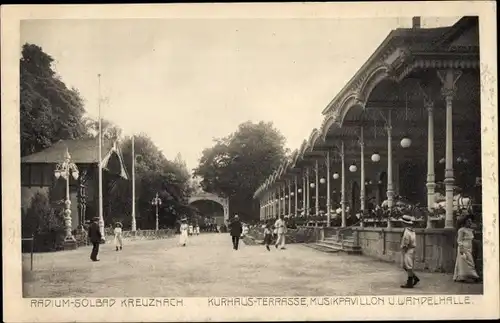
{"left": 179, "top": 219, "right": 189, "bottom": 246}
{"left": 454, "top": 216, "right": 481, "bottom": 283}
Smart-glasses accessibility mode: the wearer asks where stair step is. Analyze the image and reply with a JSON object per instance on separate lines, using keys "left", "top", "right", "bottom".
{"left": 324, "top": 237, "right": 355, "bottom": 242}
{"left": 303, "top": 243, "right": 341, "bottom": 253}
{"left": 322, "top": 240, "right": 360, "bottom": 248}
{"left": 303, "top": 243, "right": 363, "bottom": 255}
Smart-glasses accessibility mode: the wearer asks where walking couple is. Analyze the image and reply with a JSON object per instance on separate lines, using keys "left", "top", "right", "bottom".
{"left": 264, "top": 215, "right": 287, "bottom": 251}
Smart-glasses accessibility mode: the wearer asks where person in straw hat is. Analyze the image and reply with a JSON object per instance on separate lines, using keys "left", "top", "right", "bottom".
{"left": 400, "top": 214, "right": 420, "bottom": 288}
{"left": 179, "top": 217, "right": 189, "bottom": 246}
{"left": 114, "top": 222, "right": 123, "bottom": 251}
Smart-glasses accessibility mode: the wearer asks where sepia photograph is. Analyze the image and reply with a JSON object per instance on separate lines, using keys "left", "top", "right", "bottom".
{"left": 2, "top": 2, "right": 498, "bottom": 322}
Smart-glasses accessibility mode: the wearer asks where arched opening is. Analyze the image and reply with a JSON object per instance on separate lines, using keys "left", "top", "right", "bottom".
{"left": 189, "top": 199, "right": 224, "bottom": 229}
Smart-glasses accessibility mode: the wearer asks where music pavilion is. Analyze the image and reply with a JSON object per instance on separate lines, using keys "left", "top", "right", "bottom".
{"left": 253, "top": 17, "right": 481, "bottom": 273}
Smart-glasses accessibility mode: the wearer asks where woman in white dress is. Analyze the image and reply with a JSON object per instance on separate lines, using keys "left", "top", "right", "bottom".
{"left": 114, "top": 222, "right": 123, "bottom": 251}
{"left": 179, "top": 218, "right": 189, "bottom": 246}
{"left": 454, "top": 216, "right": 481, "bottom": 283}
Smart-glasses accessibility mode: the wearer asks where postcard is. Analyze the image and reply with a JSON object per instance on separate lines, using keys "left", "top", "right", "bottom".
{"left": 1, "top": 2, "right": 498, "bottom": 322}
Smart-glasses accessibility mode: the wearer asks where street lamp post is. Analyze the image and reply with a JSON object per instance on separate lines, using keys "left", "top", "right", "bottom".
{"left": 54, "top": 148, "right": 79, "bottom": 250}
{"left": 151, "top": 193, "right": 162, "bottom": 231}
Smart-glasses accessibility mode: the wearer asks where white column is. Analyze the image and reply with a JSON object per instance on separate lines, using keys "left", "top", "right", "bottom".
{"left": 131, "top": 135, "right": 137, "bottom": 231}
{"left": 282, "top": 184, "right": 285, "bottom": 216}
{"left": 341, "top": 142, "right": 346, "bottom": 227}
{"left": 360, "top": 126, "right": 366, "bottom": 212}
{"left": 387, "top": 111, "right": 394, "bottom": 208}
{"left": 267, "top": 192, "right": 270, "bottom": 219}
{"left": 425, "top": 97, "right": 436, "bottom": 228}
{"left": 288, "top": 180, "right": 292, "bottom": 217}
{"left": 302, "top": 172, "right": 306, "bottom": 216}
{"left": 438, "top": 69, "right": 462, "bottom": 228}
{"left": 97, "top": 74, "right": 105, "bottom": 241}
{"left": 277, "top": 186, "right": 281, "bottom": 217}
{"left": 270, "top": 191, "right": 274, "bottom": 219}
{"left": 326, "top": 151, "right": 331, "bottom": 227}
{"left": 293, "top": 175, "right": 299, "bottom": 217}
{"left": 315, "top": 160, "right": 319, "bottom": 216}
{"left": 306, "top": 167, "right": 311, "bottom": 216}
{"left": 386, "top": 111, "right": 394, "bottom": 228}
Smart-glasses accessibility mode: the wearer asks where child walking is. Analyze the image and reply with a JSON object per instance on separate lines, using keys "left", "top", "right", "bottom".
{"left": 263, "top": 221, "right": 273, "bottom": 251}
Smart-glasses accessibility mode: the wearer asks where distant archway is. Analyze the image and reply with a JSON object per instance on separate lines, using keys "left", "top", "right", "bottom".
{"left": 188, "top": 192, "right": 229, "bottom": 223}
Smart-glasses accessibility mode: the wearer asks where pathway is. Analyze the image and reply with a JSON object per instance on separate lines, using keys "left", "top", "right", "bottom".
{"left": 23, "top": 233, "right": 482, "bottom": 297}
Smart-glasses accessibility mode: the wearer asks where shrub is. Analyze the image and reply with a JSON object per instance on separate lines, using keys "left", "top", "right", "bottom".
{"left": 22, "top": 192, "right": 65, "bottom": 252}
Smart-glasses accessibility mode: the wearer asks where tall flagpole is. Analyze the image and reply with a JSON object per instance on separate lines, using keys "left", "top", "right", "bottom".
{"left": 131, "top": 135, "right": 137, "bottom": 231}
{"left": 98, "top": 74, "right": 105, "bottom": 241}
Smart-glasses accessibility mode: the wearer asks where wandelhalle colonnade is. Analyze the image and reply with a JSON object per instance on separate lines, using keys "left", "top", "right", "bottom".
{"left": 254, "top": 17, "right": 481, "bottom": 229}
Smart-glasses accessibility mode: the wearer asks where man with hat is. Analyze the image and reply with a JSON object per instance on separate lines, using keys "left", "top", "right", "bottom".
{"left": 228, "top": 214, "right": 243, "bottom": 250}
{"left": 400, "top": 214, "right": 420, "bottom": 288}
{"left": 88, "top": 217, "right": 102, "bottom": 261}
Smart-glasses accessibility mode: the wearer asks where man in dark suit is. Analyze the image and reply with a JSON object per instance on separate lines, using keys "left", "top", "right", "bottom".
{"left": 229, "top": 214, "right": 243, "bottom": 250}
{"left": 88, "top": 217, "right": 102, "bottom": 261}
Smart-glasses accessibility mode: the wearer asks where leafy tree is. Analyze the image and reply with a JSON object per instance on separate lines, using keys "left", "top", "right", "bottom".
{"left": 106, "top": 134, "right": 195, "bottom": 229}
{"left": 193, "top": 121, "right": 288, "bottom": 222}
{"left": 83, "top": 117, "right": 123, "bottom": 141}
{"left": 20, "top": 43, "right": 88, "bottom": 156}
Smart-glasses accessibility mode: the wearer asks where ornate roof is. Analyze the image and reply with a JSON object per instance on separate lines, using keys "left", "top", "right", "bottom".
{"left": 253, "top": 16, "right": 479, "bottom": 200}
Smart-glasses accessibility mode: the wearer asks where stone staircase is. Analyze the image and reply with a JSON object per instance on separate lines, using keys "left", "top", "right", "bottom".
{"left": 304, "top": 228, "right": 362, "bottom": 255}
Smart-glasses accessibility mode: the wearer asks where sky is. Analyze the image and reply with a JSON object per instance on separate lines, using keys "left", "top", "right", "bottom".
{"left": 20, "top": 16, "right": 460, "bottom": 171}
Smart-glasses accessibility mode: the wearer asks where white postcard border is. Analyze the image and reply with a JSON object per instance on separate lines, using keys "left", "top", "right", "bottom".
{"left": 1, "top": 2, "right": 498, "bottom": 322}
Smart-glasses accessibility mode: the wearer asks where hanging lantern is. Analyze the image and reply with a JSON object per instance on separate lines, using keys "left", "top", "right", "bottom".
{"left": 439, "top": 158, "right": 445, "bottom": 164}
{"left": 400, "top": 137, "right": 412, "bottom": 148}
{"left": 349, "top": 163, "right": 357, "bottom": 172}
{"left": 285, "top": 195, "right": 288, "bottom": 198}
{"left": 298, "top": 188, "right": 302, "bottom": 193}
{"left": 457, "top": 156, "right": 463, "bottom": 163}
{"left": 333, "top": 172, "right": 340, "bottom": 179}
{"left": 365, "top": 181, "right": 369, "bottom": 186}
{"left": 336, "top": 208, "right": 342, "bottom": 215}
{"left": 290, "top": 192, "right": 294, "bottom": 197}
{"left": 280, "top": 197, "right": 283, "bottom": 201}
{"left": 319, "top": 178, "right": 326, "bottom": 184}
{"left": 369, "top": 180, "right": 373, "bottom": 185}
{"left": 310, "top": 183, "right": 315, "bottom": 188}
{"left": 378, "top": 180, "right": 383, "bottom": 184}
{"left": 371, "top": 152, "right": 380, "bottom": 162}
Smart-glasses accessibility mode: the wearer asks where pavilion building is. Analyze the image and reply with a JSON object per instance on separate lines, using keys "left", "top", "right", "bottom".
{"left": 253, "top": 16, "right": 481, "bottom": 272}
{"left": 21, "top": 138, "right": 129, "bottom": 231}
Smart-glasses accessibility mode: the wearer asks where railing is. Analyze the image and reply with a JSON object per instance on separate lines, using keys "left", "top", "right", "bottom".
{"left": 104, "top": 229, "right": 176, "bottom": 242}
{"left": 21, "top": 234, "right": 34, "bottom": 271}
